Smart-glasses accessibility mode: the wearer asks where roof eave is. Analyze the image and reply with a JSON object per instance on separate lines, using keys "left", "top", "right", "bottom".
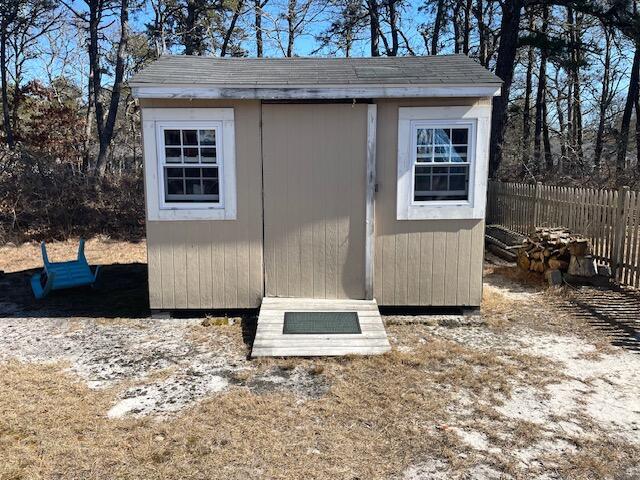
{"left": 130, "top": 83, "right": 502, "bottom": 100}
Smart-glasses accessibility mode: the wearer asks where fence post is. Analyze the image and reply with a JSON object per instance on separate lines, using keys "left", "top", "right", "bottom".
{"left": 532, "top": 182, "right": 543, "bottom": 233}
{"left": 611, "top": 185, "right": 629, "bottom": 280}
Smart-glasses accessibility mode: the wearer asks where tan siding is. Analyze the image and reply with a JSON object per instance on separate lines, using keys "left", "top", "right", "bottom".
{"left": 142, "top": 99, "right": 263, "bottom": 309}
{"left": 373, "top": 98, "right": 486, "bottom": 306}
{"left": 262, "top": 104, "right": 367, "bottom": 299}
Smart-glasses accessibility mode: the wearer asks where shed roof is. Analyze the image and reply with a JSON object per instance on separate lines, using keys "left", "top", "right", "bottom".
{"left": 130, "top": 54, "right": 501, "bottom": 87}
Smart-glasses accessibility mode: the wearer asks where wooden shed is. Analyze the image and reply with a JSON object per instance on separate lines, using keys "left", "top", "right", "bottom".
{"left": 131, "top": 55, "right": 500, "bottom": 355}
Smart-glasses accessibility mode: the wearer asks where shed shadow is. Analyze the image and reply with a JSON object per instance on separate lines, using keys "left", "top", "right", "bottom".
{"left": 0, "top": 263, "right": 150, "bottom": 318}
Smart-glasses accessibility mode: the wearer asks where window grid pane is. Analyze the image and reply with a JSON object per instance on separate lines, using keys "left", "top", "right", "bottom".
{"left": 164, "top": 166, "right": 219, "bottom": 202}
{"left": 162, "top": 125, "right": 220, "bottom": 204}
{"left": 413, "top": 124, "right": 470, "bottom": 202}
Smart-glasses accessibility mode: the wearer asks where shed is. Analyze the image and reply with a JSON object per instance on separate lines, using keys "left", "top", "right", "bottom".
{"left": 130, "top": 55, "right": 501, "bottom": 327}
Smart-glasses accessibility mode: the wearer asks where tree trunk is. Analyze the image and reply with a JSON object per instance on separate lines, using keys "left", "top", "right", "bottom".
{"left": 555, "top": 80, "right": 567, "bottom": 173}
{"left": 534, "top": 6, "right": 549, "bottom": 173}
{"left": 221, "top": 0, "right": 244, "bottom": 57}
{"left": 543, "top": 99, "right": 552, "bottom": 171}
{"left": 286, "top": 0, "right": 296, "bottom": 57}
{"left": 521, "top": 12, "right": 535, "bottom": 174}
{"left": 94, "top": 0, "right": 129, "bottom": 178}
{"left": 368, "top": 0, "right": 380, "bottom": 56}
{"left": 431, "top": 0, "right": 445, "bottom": 55}
{"left": 489, "top": 0, "right": 523, "bottom": 177}
{"left": 594, "top": 23, "right": 611, "bottom": 170}
{"left": 616, "top": 44, "right": 640, "bottom": 176}
{"left": 83, "top": 76, "right": 94, "bottom": 171}
{"left": 0, "top": 25, "right": 15, "bottom": 148}
{"left": 183, "top": 0, "right": 205, "bottom": 55}
{"left": 388, "top": 0, "right": 399, "bottom": 56}
{"left": 567, "top": 7, "right": 584, "bottom": 168}
{"left": 475, "top": 0, "right": 488, "bottom": 66}
{"left": 255, "top": 0, "right": 264, "bottom": 57}
{"left": 463, "top": 0, "right": 472, "bottom": 54}
{"left": 635, "top": 94, "right": 640, "bottom": 169}
{"left": 452, "top": 1, "right": 462, "bottom": 54}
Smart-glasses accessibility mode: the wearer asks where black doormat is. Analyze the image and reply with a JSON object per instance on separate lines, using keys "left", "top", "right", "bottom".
{"left": 283, "top": 312, "right": 361, "bottom": 334}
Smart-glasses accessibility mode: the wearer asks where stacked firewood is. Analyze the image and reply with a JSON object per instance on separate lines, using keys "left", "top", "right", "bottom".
{"left": 516, "top": 227, "right": 591, "bottom": 275}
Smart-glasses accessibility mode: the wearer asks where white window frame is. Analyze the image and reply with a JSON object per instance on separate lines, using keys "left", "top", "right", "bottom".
{"left": 142, "top": 108, "right": 236, "bottom": 221}
{"left": 157, "top": 121, "right": 224, "bottom": 209}
{"left": 397, "top": 104, "right": 491, "bottom": 220}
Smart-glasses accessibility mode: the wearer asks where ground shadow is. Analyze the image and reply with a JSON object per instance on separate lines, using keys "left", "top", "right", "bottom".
{"left": 0, "top": 264, "right": 150, "bottom": 318}
{"left": 556, "top": 285, "right": 640, "bottom": 353}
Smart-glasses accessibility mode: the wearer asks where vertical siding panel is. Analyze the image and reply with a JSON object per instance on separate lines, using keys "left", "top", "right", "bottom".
{"left": 336, "top": 106, "right": 352, "bottom": 299}
{"left": 469, "top": 220, "right": 484, "bottom": 305}
{"left": 197, "top": 222, "right": 213, "bottom": 309}
{"left": 431, "top": 231, "right": 447, "bottom": 305}
{"left": 287, "top": 105, "right": 302, "bottom": 297}
{"left": 185, "top": 224, "right": 201, "bottom": 308}
{"left": 297, "top": 107, "right": 314, "bottom": 298}
{"left": 456, "top": 226, "right": 472, "bottom": 305}
{"left": 374, "top": 234, "right": 383, "bottom": 301}
{"left": 173, "top": 226, "right": 188, "bottom": 309}
{"left": 444, "top": 231, "right": 459, "bottom": 305}
{"left": 346, "top": 105, "right": 367, "bottom": 299}
{"left": 224, "top": 228, "right": 238, "bottom": 308}
{"left": 210, "top": 221, "right": 225, "bottom": 308}
{"left": 395, "top": 232, "right": 409, "bottom": 305}
{"left": 146, "top": 222, "right": 163, "bottom": 309}
{"left": 158, "top": 226, "right": 175, "bottom": 309}
{"left": 236, "top": 231, "right": 250, "bottom": 307}
{"left": 324, "top": 107, "right": 340, "bottom": 299}
{"left": 246, "top": 103, "right": 263, "bottom": 305}
{"left": 262, "top": 104, "right": 277, "bottom": 297}
{"left": 312, "top": 108, "right": 327, "bottom": 298}
{"left": 407, "top": 233, "right": 421, "bottom": 304}
{"left": 418, "top": 231, "right": 434, "bottom": 305}
{"left": 274, "top": 110, "right": 289, "bottom": 297}
{"left": 382, "top": 235, "right": 396, "bottom": 304}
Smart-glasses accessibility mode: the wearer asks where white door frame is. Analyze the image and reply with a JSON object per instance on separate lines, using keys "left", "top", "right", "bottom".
{"left": 365, "top": 104, "right": 377, "bottom": 300}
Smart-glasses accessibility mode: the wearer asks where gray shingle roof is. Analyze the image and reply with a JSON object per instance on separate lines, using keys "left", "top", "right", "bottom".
{"left": 130, "top": 54, "right": 501, "bottom": 87}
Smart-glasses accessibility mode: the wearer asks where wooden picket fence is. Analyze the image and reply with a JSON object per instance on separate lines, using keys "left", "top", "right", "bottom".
{"left": 487, "top": 181, "right": 640, "bottom": 288}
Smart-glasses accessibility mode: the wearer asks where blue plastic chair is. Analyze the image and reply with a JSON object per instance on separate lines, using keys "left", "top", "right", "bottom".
{"left": 31, "top": 239, "right": 100, "bottom": 299}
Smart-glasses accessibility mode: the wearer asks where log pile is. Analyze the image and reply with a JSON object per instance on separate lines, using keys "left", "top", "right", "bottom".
{"left": 516, "top": 227, "right": 592, "bottom": 276}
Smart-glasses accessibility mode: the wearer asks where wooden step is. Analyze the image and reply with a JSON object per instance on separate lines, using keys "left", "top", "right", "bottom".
{"left": 252, "top": 297, "right": 391, "bottom": 358}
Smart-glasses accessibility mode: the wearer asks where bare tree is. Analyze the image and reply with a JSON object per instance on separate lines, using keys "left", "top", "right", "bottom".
{"left": 0, "top": 0, "right": 59, "bottom": 148}
{"left": 63, "top": 0, "right": 130, "bottom": 178}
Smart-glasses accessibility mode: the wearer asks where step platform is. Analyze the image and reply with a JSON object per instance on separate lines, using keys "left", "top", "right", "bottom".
{"left": 252, "top": 297, "right": 391, "bottom": 357}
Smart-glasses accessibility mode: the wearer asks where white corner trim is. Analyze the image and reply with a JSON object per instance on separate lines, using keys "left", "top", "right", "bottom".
{"left": 365, "top": 104, "right": 377, "bottom": 300}
{"left": 396, "top": 104, "right": 492, "bottom": 221}
{"left": 142, "top": 107, "right": 237, "bottom": 221}
{"left": 131, "top": 84, "right": 502, "bottom": 100}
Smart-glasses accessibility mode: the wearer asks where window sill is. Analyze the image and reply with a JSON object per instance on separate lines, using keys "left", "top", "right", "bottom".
{"left": 398, "top": 203, "right": 484, "bottom": 221}
{"left": 149, "top": 207, "right": 236, "bottom": 221}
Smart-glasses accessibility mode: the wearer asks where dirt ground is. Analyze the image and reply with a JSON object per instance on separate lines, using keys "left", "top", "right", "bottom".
{"left": 0, "top": 240, "right": 639, "bottom": 479}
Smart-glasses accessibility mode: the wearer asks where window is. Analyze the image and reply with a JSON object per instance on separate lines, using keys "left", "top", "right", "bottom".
{"left": 397, "top": 105, "right": 491, "bottom": 220}
{"left": 142, "top": 108, "right": 236, "bottom": 221}
{"left": 161, "top": 128, "right": 220, "bottom": 203}
{"left": 413, "top": 125, "right": 471, "bottom": 202}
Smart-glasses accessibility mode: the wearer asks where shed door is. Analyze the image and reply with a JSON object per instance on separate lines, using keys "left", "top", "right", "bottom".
{"left": 262, "top": 103, "right": 368, "bottom": 299}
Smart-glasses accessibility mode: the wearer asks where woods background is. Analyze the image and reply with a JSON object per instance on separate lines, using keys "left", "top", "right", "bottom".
{"left": 1, "top": 0, "right": 640, "bottom": 243}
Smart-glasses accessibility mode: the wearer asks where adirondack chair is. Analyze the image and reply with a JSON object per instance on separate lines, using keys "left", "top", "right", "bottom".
{"left": 31, "top": 239, "right": 100, "bottom": 299}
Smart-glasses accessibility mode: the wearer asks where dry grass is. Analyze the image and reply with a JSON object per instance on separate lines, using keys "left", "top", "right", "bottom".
{"left": 0, "top": 330, "right": 564, "bottom": 480}
{"left": 2, "top": 244, "right": 638, "bottom": 479}
{"left": 0, "top": 236, "right": 147, "bottom": 273}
